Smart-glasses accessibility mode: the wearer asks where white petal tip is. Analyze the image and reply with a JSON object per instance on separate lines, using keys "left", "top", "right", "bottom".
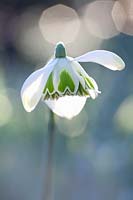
{"left": 113, "top": 55, "right": 125, "bottom": 71}
{"left": 117, "top": 63, "right": 125, "bottom": 71}
{"left": 23, "top": 106, "right": 33, "bottom": 113}
{"left": 21, "top": 95, "right": 35, "bottom": 113}
{"left": 88, "top": 89, "right": 99, "bottom": 99}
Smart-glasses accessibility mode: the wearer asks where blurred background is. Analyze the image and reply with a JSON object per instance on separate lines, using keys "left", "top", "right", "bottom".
{"left": 0, "top": 0, "right": 133, "bottom": 199}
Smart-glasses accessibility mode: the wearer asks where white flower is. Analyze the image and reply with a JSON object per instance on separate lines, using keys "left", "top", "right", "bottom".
{"left": 21, "top": 42, "right": 125, "bottom": 119}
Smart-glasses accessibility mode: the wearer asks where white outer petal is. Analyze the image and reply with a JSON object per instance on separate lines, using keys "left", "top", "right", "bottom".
{"left": 74, "top": 50, "right": 125, "bottom": 71}
{"left": 21, "top": 60, "right": 55, "bottom": 112}
{"left": 44, "top": 96, "right": 87, "bottom": 119}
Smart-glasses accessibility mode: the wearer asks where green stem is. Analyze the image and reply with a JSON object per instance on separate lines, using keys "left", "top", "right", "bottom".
{"left": 45, "top": 111, "right": 55, "bottom": 200}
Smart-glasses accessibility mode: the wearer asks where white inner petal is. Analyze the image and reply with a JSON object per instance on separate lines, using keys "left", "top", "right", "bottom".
{"left": 74, "top": 50, "right": 125, "bottom": 71}
{"left": 71, "top": 60, "right": 100, "bottom": 93}
{"left": 53, "top": 58, "right": 79, "bottom": 94}
{"left": 44, "top": 96, "right": 87, "bottom": 119}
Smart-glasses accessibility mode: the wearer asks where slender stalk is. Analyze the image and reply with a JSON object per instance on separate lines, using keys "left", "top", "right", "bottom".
{"left": 45, "top": 111, "right": 55, "bottom": 200}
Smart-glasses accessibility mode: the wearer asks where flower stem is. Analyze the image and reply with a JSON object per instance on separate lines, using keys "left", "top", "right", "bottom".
{"left": 45, "top": 111, "right": 55, "bottom": 200}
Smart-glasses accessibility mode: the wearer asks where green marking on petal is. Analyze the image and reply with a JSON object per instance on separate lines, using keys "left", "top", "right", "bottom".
{"left": 43, "top": 73, "right": 54, "bottom": 94}
{"left": 58, "top": 70, "right": 75, "bottom": 93}
{"left": 85, "top": 77, "right": 95, "bottom": 89}
{"left": 42, "top": 68, "right": 99, "bottom": 101}
{"left": 77, "top": 71, "right": 94, "bottom": 89}
{"left": 77, "top": 82, "right": 89, "bottom": 96}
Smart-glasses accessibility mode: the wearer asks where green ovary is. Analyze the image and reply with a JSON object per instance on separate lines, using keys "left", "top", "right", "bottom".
{"left": 58, "top": 70, "right": 75, "bottom": 93}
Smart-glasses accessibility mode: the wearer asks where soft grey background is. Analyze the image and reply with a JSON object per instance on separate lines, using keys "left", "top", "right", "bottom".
{"left": 0, "top": 0, "right": 133, "bottom": 200}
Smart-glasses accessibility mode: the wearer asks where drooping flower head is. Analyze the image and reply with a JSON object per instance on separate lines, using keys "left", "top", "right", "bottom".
{"left": 21, "top": 42, "right": 125, "bottom": 119}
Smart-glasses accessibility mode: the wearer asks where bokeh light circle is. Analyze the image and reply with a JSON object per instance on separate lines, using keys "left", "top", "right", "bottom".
{"left": 13, "top": 6, "right": 52, "bottom": 62}
{"left": 112, "top": 0, "right": 133, "bottom": 36}
{"left": 114, "top": 96, "right": 133, "bottom": 133}
{"left": 83, "top": 0, "right": 119, "bottom": 39}
{"left": 39, "top": 4, "right": 81, "bottom": 44}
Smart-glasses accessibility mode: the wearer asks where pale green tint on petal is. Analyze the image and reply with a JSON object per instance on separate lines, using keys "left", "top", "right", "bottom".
{"left": 85, "top": 77, "right": 95, "bottom": 89}
{"left": 74, "top": 50, "right": 125, "bottom": 71}
{"left": 44, "top": 96, "right": 87, "bottom": 119}
{"left": 21, "top": 60, "right": 55, "bottom": 112}
{"left": 85, "top": 76, "right": 99, "bottom": 92}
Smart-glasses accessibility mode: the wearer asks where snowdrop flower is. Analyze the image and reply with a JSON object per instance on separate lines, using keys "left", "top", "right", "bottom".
{"left": 21, "top": 42, "right": 125, "bottom": 119}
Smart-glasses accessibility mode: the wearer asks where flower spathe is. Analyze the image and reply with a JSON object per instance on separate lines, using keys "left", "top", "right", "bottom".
{"left": 21, "top": 42, "right": 125, "bottom": 119}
